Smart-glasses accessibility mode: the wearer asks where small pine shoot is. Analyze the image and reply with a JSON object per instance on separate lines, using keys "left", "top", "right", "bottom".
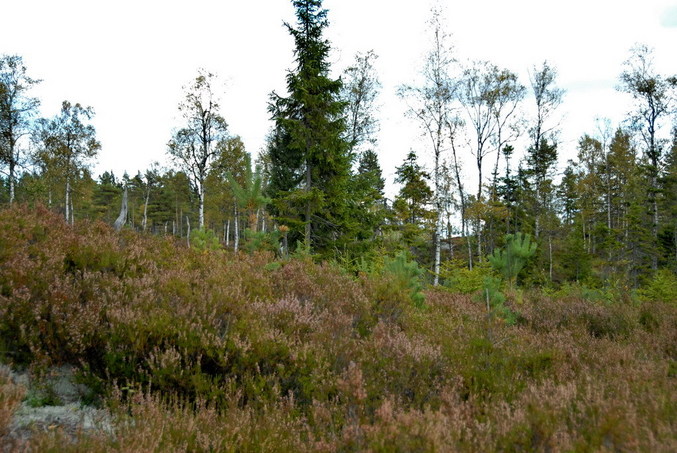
{"left": 488, "top": 233, "right": 537, "bottom": 290}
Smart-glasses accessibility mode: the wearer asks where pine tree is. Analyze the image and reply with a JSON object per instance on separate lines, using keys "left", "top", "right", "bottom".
{"left": 268, "top": 0, "right": 352, "bottom": 256}
{"left": 488, "top": 233, "right": 537, "bottom": 290}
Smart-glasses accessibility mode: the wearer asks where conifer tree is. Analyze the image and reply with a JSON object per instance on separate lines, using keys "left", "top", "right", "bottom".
{"left": 268, "top": 0, "right": 352, "bottom": 255}
{"left": 352, "top": 149, "right": 386, "bottom": 242}
{"left": 488, "top": 232, "right": 537, "bottom": 290}
{"left": 393, "top": 150, "right": 434, "bottom": 249}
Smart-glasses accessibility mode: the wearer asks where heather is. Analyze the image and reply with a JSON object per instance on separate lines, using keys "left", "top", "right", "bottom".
{"left": 0, "top": 205, "right": 674, "bottom": 451}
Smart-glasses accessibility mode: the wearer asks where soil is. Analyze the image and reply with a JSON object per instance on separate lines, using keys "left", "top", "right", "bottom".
{"left": 1, "top": 364, "right": 112, "bottom": 449}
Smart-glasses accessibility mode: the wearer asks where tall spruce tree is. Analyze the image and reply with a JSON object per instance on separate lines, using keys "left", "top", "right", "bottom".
{"left": 268, "top": 0, "right": 352, "bottom": 255}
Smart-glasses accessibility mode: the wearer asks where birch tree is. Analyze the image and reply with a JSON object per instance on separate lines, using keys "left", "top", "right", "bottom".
{"left": 0, "top": 55, "right": 41, "bottom": 203}
{"left": 34, "top": 101, "right": 100, "bottom": 224}
{"left": 399, "top": 7, "right": 455, "bottom": 285}
{"left": 168, "top": 69, "right": 228, "bottom": 230}
{"left": 618, "top": 44, "right": 675, "bottom": 269}
{"left": 342, "top": 50, "right": 381, "bottom": 156}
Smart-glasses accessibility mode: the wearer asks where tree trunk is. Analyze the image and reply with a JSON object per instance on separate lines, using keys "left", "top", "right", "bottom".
{"left": 476, "top": 219, "right": 483, "bottom": 263}
{"left": 447, "top": 215, "right": 454, "bottom": 261}
{"left": 186, "top": 216, "right": 191, "bottom": 247}
{"left": 433, "top": 153, "right": 442, "bottom": 286}
{"left": 199, "top": 182, "right": 205, "bottom": 230}
{"left": 234, "top": 204, "right": 240, "bottom": 253}
{"left": 65, "top": 179, "right": 70, "bottom": 224}
{"left": 114, "top": 187, "right": 128, "bottom": 231}
{"left": 8, "top": 160, "right": 15, "bottom": 204}
{"left": 305, "top": 162, "right": 312, "bottom": 250}
{"left": 466, "top": 227, "right": 473, "bottom": 270}
{"left": 142, "top": 188, "right": 150, "bottom": 232}
{"left": 548, "top": 235, "right": 553, "bottom": 281}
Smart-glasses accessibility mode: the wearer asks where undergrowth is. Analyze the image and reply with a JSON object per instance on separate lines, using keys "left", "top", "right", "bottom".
{"left": 0, "top": 205, "right": 674, "bottom": 451}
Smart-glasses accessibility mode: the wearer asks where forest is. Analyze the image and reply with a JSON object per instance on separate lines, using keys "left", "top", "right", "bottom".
{"left": 0, "top": 0, "right": 675, "bottom": 451}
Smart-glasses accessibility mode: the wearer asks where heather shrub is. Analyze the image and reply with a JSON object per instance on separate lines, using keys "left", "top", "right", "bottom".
{"left": 0, "top": 368, "right": 25, "bottom": 437}
{"left": 360, "top": 322, "right": 446, "bottom": 411}
{"left": 1, "top": 205, "right": 675, "bottom": 452}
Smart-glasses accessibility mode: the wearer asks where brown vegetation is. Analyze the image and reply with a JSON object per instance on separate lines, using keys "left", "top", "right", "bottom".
{"left": 0, "top": 205, "right": 674, "bottom": 451}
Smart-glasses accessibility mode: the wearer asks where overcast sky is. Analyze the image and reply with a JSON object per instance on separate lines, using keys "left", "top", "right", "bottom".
{"left": 2, "top": 0, "right": 676, "bottom": 197}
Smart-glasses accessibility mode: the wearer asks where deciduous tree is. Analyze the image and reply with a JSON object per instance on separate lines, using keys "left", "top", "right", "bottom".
{"left": 34, "top": 101, "right": 100, "bottom": 223}
{"left": 0, "top": 55, "right": 41, "bottom": 203}
{"left": 168, "top": 69, "right": 228, "bottom": 230}
{"left": 399, "top": 6, "right": 455, "bottom": 285}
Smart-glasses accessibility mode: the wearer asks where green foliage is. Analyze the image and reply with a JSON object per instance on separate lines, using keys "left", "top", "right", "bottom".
{"left": 383, "top": 252, "right": 425, "bottom": 309}
{"left": 638, "top": 269, "right": 677, "bottom": 303}
{"left": 441, "top": 259, "right": 493, "bottom": 294}
{"left": 24, "top": 380, "right": 62, "bottom": 408}
{"left": 480, "top": 275, "right": 517, "bottom": 325}
{"left": 392, "top": 150, "right": 434, "bottom": 247}
{"left": 488, "top": 232, "right": 538, "bottom": 288}
{"left": 267, "top": 0, "right": 354, "bottom": 256}
{"left": 189, "top": 228, "right": 221, "bottom": 252}
{"left": 243, "top": 229, "right": 280, "bottom": 254}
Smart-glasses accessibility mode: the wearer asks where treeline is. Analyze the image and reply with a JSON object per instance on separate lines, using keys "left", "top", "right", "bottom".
{"left": 1, "top": 0, "right": 676, "bottom": 288}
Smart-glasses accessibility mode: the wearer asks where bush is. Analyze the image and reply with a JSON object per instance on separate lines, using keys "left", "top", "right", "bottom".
{"left": 381, "top": 252, "right": 426, "bottom": 309}
{"left": 189, "top": 228, "right": 221, "bottom": 251}
{"left": 440, "top": 259, "right": 493, "bottom": 294}
{"left": 639, "top": 269, "right": 677, "bottom": 303}
{"left": 1, "top": 205, "right": 675, "bottom": 452}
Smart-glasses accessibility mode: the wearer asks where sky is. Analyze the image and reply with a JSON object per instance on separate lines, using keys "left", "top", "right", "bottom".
{"left": 2, "top": 0, "right": 676, "bottom": 198}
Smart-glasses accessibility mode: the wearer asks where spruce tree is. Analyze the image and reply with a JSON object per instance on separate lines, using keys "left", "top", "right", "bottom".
{"left": 393, "top": 150, "right": 434, "bottom": 249}
{"left": 268, "top": 0, "right": 352, "bottom": 256}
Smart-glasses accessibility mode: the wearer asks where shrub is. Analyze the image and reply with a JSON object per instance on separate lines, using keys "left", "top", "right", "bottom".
{"left": 440, "top": 259, "right": 493, "bottom": 294}
{"left": 0, "top": 368, "right": 25, "bottom": 437}
{"left": 385, "top": 252, "right": 425, "bottom": 307}
{"left": 189, "top": 228, "right": 221, "bottom": 251}
{"left": 487, "top": 232, "right": 537, "bottom": 290}
{"left": 639, "top": 269, "right": 677, "bottom": 303}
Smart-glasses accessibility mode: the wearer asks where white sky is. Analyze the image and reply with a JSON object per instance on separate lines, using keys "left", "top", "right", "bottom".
{"left": 2, "top": 0, "right": 676, "bottom": 198}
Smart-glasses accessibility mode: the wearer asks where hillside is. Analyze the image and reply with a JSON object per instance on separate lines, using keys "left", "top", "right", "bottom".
{"left": 0, "top": 205, "right": 675, "bottom": 452}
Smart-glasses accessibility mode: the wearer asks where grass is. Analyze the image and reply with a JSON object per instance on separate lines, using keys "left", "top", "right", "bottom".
{"left": 0, "top": 205, "right": 675, "bottom": 451}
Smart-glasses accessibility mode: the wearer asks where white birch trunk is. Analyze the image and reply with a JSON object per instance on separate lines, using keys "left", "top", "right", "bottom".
{"left": 199, "top": 182, "right": 205, "bottom": 230}
{"left": 65, "top": 179, "right": 70, "bottom": 223}
{"left": 186, "top": 216, "right": 191, "bottom": 247}
{"left": 234, "top": 204, "right": 240, "bottom": 253}
{"left": 142, "top": 189, "right": 150, "bottom": 232}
